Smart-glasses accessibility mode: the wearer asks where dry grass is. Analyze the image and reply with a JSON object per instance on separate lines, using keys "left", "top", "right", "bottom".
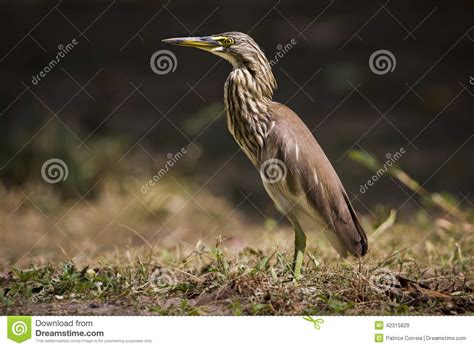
{"left": 0, "top": 178, "right": 473, "bottom": 315}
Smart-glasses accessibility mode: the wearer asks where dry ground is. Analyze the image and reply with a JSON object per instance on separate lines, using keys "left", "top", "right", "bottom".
{"left": 0, "top": 178, "right": 473, "bottom": 315}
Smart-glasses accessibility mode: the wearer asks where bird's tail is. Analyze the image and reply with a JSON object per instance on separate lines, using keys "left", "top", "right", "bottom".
{"left": 338, "top": 192, "right": 368, "bottom": 257}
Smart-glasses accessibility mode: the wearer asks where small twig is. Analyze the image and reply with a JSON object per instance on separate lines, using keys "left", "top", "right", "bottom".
{"left": 349, "top": 150, "right": 467, "bottom": 222}
{"left": 372, "top": 209, "right": 397, "bottom": 238}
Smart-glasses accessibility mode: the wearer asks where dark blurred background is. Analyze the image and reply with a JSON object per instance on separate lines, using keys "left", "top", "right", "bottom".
{"left": 0, "top": 0, "right": 473, "bottom": 218}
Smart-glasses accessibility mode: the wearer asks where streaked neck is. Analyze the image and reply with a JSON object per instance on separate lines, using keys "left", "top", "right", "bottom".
{"left": 224, "top": 66, "right": 275, "bottom": 166}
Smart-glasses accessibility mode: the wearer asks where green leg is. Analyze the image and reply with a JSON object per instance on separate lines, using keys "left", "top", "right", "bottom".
{"left": 292, "top": 221, "right": 306, "bottom": 280}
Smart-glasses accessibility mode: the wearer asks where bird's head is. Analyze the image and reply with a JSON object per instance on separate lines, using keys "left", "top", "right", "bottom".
{"left": 163, "top": 32, "right": 276, "bottom": 98}
{"left": 163, "top": 32, "right": 274, "bottom": 75}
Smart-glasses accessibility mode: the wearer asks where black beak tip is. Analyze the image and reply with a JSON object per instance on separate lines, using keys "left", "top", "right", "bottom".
{"left": 162, "top": 38, "right": 179, "bottom": 45}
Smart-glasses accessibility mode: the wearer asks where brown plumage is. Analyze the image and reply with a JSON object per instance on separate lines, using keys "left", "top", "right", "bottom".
{"left": 264, "top": 102, "right": 367, "bottom": 257}
{"left": 164, "top": 32, "right": 368, "bottom": 277}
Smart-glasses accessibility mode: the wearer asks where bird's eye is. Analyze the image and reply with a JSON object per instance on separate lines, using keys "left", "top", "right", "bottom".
{"left": 222, "top": 38, "right": 234, "bottom": 46}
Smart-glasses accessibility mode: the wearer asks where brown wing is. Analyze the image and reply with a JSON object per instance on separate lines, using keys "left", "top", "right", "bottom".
{"left": 265, "top": 102, "right": 368, "bottom": 257}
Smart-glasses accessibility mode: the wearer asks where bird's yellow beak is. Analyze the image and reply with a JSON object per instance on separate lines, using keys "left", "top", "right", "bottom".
{"left": 162, "top": 36, "right": 220, "bottom": 50}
